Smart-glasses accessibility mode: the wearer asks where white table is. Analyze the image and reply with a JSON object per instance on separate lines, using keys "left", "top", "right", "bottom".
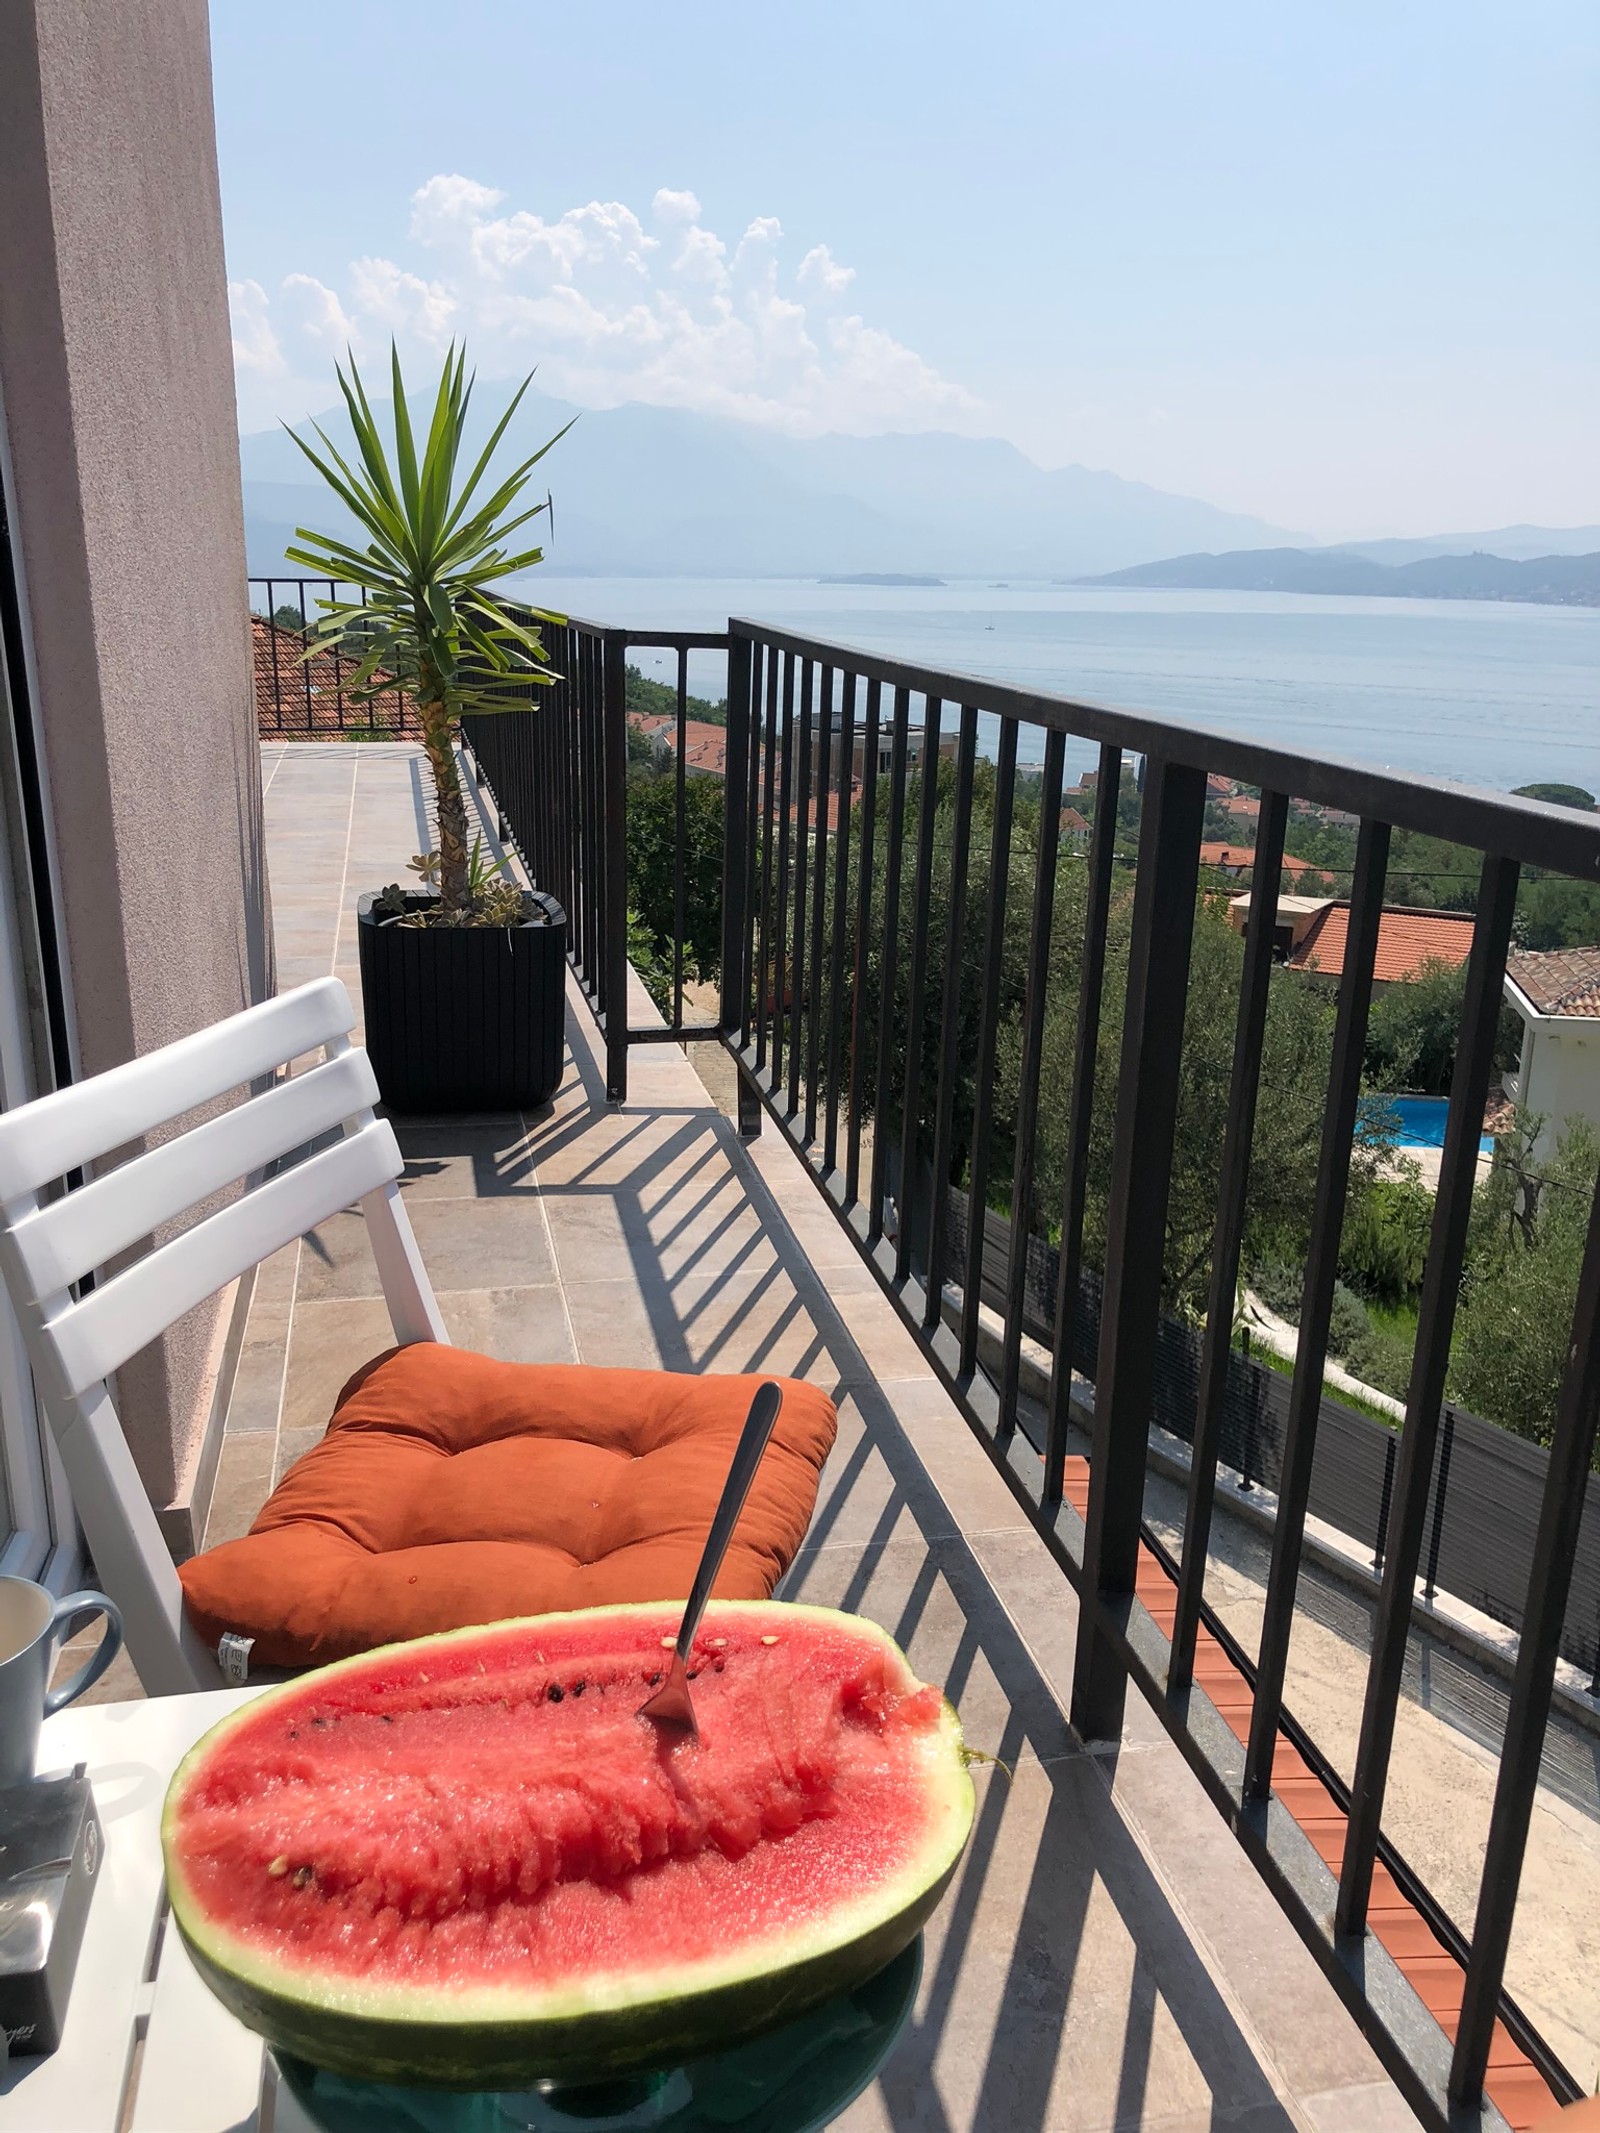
{"left": 0, "top": 1689, "right": 300, "bottom": 2133}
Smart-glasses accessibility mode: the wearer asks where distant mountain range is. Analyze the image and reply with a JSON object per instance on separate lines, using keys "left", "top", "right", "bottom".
{"left": 238, "top": 389, "right": 1600, "bottom": 591}
{"left": 1083, "top": 546, "right": 1600, "bottom": 604}
{"left": 239, "top": 388, "right": 1298, "bottom": 584}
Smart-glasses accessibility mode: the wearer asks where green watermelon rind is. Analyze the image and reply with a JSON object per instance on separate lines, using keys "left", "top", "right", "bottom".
{"left": 162, "top": 1601, "right": 975, "bottom": 2089}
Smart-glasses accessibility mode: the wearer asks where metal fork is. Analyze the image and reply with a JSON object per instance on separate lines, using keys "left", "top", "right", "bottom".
{"left": 638, "top": 1380, "right": 784, "bottom": 1739}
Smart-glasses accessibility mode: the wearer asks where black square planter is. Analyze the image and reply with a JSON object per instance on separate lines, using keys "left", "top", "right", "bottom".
{"left": 357, "top": 890, "right": 566, "bottom": 1114}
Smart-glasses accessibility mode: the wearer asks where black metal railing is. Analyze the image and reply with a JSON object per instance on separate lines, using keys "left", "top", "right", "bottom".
{"left": 250, "top": 582, "right": 1600, "bottom": 2128}
{"left": 460, "top": 616, "right": 732, "bottom": 1100}
{"left": 701, "top": 622, "right": 1600, "bottom": 2132}
{"left": 249, "top": 577, "right": 417, "bottom": 734}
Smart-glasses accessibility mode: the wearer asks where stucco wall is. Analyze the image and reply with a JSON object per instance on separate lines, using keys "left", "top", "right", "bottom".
{"left": 1519, "top": 1019, "right": 1600, "bottom": 1160}
{"left": 0, "top": 0, "right": 272, "bottom": 1508}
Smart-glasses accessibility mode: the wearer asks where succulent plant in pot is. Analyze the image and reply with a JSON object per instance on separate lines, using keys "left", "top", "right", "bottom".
{"left": 286, "top": 343, "right": 575, "bottom": 1112}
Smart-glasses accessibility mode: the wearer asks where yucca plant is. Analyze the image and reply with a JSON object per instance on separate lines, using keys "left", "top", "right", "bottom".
{"left": 285, "top": 342, "right": 571, "bottom": 920}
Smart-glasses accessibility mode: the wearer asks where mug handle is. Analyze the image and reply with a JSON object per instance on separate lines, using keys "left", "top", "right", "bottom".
{"left": 43, "top": 1592, "right": 124, "bottom": 1716}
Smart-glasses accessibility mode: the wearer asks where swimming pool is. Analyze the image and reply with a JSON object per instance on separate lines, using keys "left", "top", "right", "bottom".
{"left": 1365, "top": 1094, "right": 1493, "bottom": 1155}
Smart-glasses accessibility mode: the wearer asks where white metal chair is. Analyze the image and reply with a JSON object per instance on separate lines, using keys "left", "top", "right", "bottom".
{"left": 0, "top": 978, "right": 447, "bottom": 1695}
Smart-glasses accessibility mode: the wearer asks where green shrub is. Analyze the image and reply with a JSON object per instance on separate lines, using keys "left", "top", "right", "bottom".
{"left": 1340, "top": 1176, "right": 1433, "bottom": 1304}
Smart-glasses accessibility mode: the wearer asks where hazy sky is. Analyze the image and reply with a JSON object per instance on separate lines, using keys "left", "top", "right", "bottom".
{"left": 210, "top": 1, "right": 1598, "bottom": 541}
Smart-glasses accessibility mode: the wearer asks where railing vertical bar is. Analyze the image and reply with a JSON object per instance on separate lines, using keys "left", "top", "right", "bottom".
{"left": 1044, "top": 743, "right": 1124, "bottom": 1501}
{"left": 894, "top": 698, "right": 944, "bottom": 1282}
{"left": 602, "top": 630, "right": 629, "bottom": 1100}
{"left": 805, "top": 667, "right": 835, "bottom": 1143}
{"left": 823, "top": 673, "right": 857, "bottom": 1178}
{"left": 298, "top": 581, "right": 315, "bottom": 731}
{"left": 754, "top": 642, "right": 780, "bottom": 1073}
{"left": 1244, "top": 816, "right": 1392, "bottom": 1798}
{"left": 720, "top": 631, "right": 754, "bottom": 1044}
{"left": 922, "top": 706, "right": 980, "bottom": 1331}
{"left": 770, "top": 653, "right": 796, "bottom": 1091}
{"left": 868, "top": 687, "right": 912, "bottom": 1246}
{"left": 959, "top": 718, "right": 1019, "bottom": 1373}
{"left": 1168, "top": 788, "right": 1290, "bottom": 1692}
{"left": 998, "top": 728, "right": 1066, "bottom": 1437}
{"left": 581, "top": 632, "right": 600, "bottom": 999}
{"left": 1449, "top": 1169, "right": 1600, "bottom": 2106}
{"left": 740, "top": 639, "right": 762, "bottom": 1046}
{"left": 265, "top": 580, "right": 284, "bottom": 732}
{"left": 786, "top": 661, "right": 815, "bottom": 1120}
{"left": 1336, "top": 852, "right": 1521, "bottom": 1933}
{"left": 845, "top": 679, "right": 882, "bottom": 1206}
{"left": 1070, "top": 755, "right": 1208, "bottom": 1742}
{"left": 672, "top": 647, "right": 688, "bottom": 1032}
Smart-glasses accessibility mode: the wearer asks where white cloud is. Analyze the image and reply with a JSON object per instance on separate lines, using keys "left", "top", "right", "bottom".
{"left": 231, "top": 175, "right": 977, "bottom": 437}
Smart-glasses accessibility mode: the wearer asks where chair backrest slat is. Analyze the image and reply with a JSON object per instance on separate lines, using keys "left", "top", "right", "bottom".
{"left": 7, "top": 1049, "right": 379, "bottom": 1300}
{"left": 0, "top": 977, "right": 355, "bottom": 1204}
{"left": 39, "top": 1117, "right": 405, "bottom": 1399}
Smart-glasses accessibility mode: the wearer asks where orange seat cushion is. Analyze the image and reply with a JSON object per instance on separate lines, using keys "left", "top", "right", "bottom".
{"left": 179, "top": 1346, "right": 837, "bottom": 1669}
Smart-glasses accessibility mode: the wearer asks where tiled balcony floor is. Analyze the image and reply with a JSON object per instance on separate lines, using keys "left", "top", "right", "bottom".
{"left": 197, "top": 747, "right": 1435, "bottom": 2128}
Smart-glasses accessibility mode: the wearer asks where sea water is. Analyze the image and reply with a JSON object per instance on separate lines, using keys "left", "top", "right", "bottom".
{"left": 518, "top": 576, "right": 1600, "bottom": 797}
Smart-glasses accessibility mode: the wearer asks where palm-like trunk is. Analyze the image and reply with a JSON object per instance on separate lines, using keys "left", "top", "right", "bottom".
{"left": 417, "top": 662, "right": 471, "bottom": 917}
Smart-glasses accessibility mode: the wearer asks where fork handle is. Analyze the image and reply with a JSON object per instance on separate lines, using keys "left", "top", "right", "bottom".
{"left": 675, "top": 1381, "right": 784, "bottom": 1661}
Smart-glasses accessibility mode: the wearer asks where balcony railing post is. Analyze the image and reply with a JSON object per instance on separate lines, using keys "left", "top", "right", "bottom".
{"left": 1337, "top": 853, "right": 1519, "bottom": 1937}
{"left": 602, "top": 629, "right": 629, "bottom": 1103}
{"left": 1449, "top": 1165, "right": 1600, "bottom": 2108}
{"left": 1071, "top": 755, "right": 1206, "bottom": 1744}
{"left": 1244, "top": 816, "right": 1391, "bottom": 1799}
{"left": 1169, "top": 788, "right": 1289, "bottom": 1693}
{"left": 720, "top": 628, "right": 754, "bottom": 1043}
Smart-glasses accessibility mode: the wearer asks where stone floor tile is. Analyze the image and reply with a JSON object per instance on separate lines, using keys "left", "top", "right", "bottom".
{"left": 224, "top": 1321, "right": 292, "bottom": 1437}
{"left": 50, "top": 1624, "right": 144, "bottom": 1709}
{"left": 781, "top": 1533, "right": 1079, "bottom": 1766}
{"left": 1299, "top": 2081, "right": 1425, "bottom": 2132}
{"left": 438, "top": 1284, "right": 577, "bottom": 1364}
{"left": 1107, "top": 1731, "right": 1403, "bottom": 2107}
{"left": 202, "top": 1433, "right": 278, "bottom": 1547}
{"left": 297, "top": 1197, "right": 556, "bottom": 1298}
{"left": 273, "top": 1425, "right": 326, "bottom": 1487}
{"left": 278, "top": 1295, "right": 401, "bottom": 1435}
{"left": 835, "top": 1753, "right": 1295, "bottom": 2133}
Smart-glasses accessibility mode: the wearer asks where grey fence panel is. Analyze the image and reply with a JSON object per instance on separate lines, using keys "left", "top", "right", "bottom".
{"left": 944, "top": 1186, "right": 1600, "bottom": 1674}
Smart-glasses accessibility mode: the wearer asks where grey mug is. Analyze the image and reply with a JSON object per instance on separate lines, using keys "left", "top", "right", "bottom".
{"left": 0, "top": 1576, "right": 123, "bottom": 1789}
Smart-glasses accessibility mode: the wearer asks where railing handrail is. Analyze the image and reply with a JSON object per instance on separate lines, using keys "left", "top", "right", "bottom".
{"left": 728, "top": 615, "right": 1600, "bottom": 877}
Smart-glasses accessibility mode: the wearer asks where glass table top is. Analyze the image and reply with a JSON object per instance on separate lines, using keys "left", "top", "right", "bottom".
{"left": 272, "top": 1937, "right": 921, "bottom": 2133}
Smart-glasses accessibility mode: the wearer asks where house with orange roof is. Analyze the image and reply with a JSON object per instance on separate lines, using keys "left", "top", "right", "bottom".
{"left": 1226, "top": 893, "right": 1475, "bottom": 989}
{"left": 1502, "top": 945, "right": 1600, "bottom": 1157}
{"left": 1200, "top": 842, "right": 1315, "bottom": 884}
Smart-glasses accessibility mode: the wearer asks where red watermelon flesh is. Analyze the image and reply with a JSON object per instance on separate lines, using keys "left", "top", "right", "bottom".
{"left": 163, "top": 1601, "right": 973, "bottom": 2085}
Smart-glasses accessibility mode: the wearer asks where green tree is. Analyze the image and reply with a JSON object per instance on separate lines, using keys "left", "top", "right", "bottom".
{"left": 626, "top": 772, "right": 724, "bottom": 989}
{"left": 1450, "top": 1114, "right": 1600, "bottom": 1443}
{"left": 625, "top": 665, "right": 726, "bottom": 727}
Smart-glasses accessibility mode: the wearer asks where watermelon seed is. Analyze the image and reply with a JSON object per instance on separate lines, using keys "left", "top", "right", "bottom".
{"left": 761, "top": 1636, "right": 780, "bottom": 1646}
{"left": 547, "top": 1684, "right": 564, "bottom": 1702}
{"left": 648, "top": 1673, "right": 661, "bottom": 1686}
{"left": 267, "top": 1856, "right": 289, "bottom": 1878}
{"left": 709, "top": 1638, "right": 727, "bottom": 1650}
{"left": 380, "top": 1715, "right": 393, "bottom": 1725}
{"left": 571, "top": 1681, "right": 585, "bottom": 1696}
{"left": 660, "top": 1636, "right": 675, "bottom": 1649}
{"left": 714, "top": 1660, "right": 726, "bottom": 1673}
{"left": 292, "top": 1866, "right": 315, "bottom": 1889}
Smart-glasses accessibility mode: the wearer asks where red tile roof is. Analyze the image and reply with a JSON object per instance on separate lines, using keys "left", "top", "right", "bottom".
{"left": 1060, "top": 806, "right": 1090, "bottom": 835}
{"left": 1288, "top": 903, "right": 1474, "bottom": 983}
{"left": 1199, "top": 843, "right": 1315, "bottom": 880}
{"left": 252, "top": 616, "right": 419, "bottom": 737}
{"left": 1506, "top": 945, "right": 1600, "bottom": 1018}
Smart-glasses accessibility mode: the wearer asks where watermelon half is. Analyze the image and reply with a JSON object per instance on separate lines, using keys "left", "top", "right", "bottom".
{"left": 162, "top": 1601, "right": 974, "bottom": 2088}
